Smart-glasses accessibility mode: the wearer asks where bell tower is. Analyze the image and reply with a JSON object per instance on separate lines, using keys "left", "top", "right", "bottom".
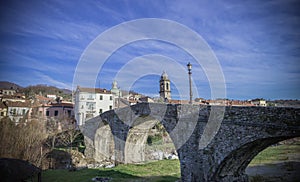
{"left": 159, "top": 71, "right": 171, "bottom": 101}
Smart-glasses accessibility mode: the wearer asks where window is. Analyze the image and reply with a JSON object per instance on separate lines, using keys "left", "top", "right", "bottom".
{"left": 100, "top": 95, "right": 103, "bottom": 100}
{"left": 99, "top": 109, "right": 102, "bottom": 114}
{"left": 109, "top": 105, "right": 112, "bottom": 110}
{"left": 110, "top": 96, "right": 113, "bottom": 100}
{"left": 22, "top": 109, "right": 26, "bottom": 116}
{"left": 54, "top": 110, "right": 58, "bottom": 116}
{"left": 81, "top": 105, "right": 84, "bottom": 109}
{"left": 86, "top": 113, "right": 93, "bottom": 119}
{"left": 166, "top": 83, "right": 169, "bottom": 90}
{"left": 86, "top": 102, "right": 96, "bottom": 110}
{"left": 67, "top": 110, "right": 71, "bottom": 117}
{"left": 88, "top": 94, "right": 95, "bottom": 100}
{"left": 0, "top": 112, "right": 3, "bottom": 116}
{"left": 46, "top": 111, "right": 49, "bottom": 116}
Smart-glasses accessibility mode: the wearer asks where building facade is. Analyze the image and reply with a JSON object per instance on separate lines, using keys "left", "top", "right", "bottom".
{"left": 0, "top": 101, "right": 7, "bottom": 119}
{"left": 74, "top": 87, "right": 114, "bottom": 126}
{"left": 6, "top": 101, "right": 32, "bottom": 123}
{"left": 46, "top": 102, "right": 74, "bottom": 119}
{"left": 251, "top": 99, "right": 267, "bottom": 106}
{"left": 159, "top": 72, "right": 171, "bottom": 101}
{"left": 0, "top": 89, "right": 16, "bottom": 96}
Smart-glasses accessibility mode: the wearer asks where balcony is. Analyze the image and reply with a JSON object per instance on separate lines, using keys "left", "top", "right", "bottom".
{"left": 86, "top": 111, "right": 96, "bottom": 114}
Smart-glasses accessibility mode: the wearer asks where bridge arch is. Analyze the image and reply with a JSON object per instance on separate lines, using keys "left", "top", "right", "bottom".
{"left": 94, "top": 120, "right": 115, "bottom": 162}
{"left": 124, "top": 116, "right": 160, "bottom": 163}
{"left": 212, "top": 136, "right": 296, "bottom": 181}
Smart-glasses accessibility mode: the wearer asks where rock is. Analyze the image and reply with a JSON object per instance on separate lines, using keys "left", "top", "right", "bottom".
{"left": 105, "top": 164, "right": 115, "bottom": 168}
{"left": 92, "top": 176, "right": 111, "bottom": 181}
{"left": 96, "top": 163, "right": 104, "bottom": 168}
{"left": 168, "top": 154, "right": 178, "bottom": 160}
{"left": 87, "top": 164, "right": 94, "bottom": 169}
{"left": 152, "top": 151, "right": 164, "bottom": 160}
{"left": 163, "top": 153, "right": 169, "bottom": 159}
{"left": 87, "top": 163, "right": 104, "bottom": 169}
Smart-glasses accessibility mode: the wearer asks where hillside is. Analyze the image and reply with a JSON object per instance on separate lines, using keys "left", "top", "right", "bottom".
{"left": 0, "top": 81, "right": 72, "bottom": 101}
{"left": 20, "top": 84, "right": 72, "bottom": 101}
{"left": 0, "top": 81, "right": 23, "bottom": 90}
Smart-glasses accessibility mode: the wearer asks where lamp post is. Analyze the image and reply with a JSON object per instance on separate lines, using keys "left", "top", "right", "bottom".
{"left": 187, "top": 62, "right": 193, "bottom": 104}
{"left": 118, "top": 87, "right": 121, "bottom": 108}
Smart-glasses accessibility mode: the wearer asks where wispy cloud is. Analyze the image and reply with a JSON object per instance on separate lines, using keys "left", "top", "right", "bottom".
{"left": 33, "top": 71, "right": 72, "bottom": 89}
{"left": 0, "top": 0, "right": 299, "bottom": 99}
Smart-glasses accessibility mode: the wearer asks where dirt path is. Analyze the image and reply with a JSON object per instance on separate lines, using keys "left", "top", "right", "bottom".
{"left": 246, "top": 161, "right": 300, "bottom": 182}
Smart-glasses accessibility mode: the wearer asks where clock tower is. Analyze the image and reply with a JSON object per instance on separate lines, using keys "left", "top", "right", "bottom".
{"left": 159, "top": 71, "right": 171, "bottom": 101}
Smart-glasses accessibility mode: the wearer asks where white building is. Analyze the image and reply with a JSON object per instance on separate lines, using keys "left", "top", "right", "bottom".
{"left": 46, "top": 94, "right": 57, "bottom": 100}
{"left": 6, "top": 101, "right": 32, "bottom": 123}
{"left": 74, "top": 87, "right": 114, "bottom": 126}
{"left": 251, "top": 99, "right": 267, "bottom": 107}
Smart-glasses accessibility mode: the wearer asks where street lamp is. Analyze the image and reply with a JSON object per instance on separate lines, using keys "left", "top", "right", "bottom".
{"left": 187, "top": 62, "right": 193, "bottom": 104}
{"left": 118, "top": 87, "right": 121, "bottom": 108}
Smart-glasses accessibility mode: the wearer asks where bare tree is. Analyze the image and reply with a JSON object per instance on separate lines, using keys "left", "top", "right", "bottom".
{"left": 58, "top": 128, "right": 81, "bottom": 149}
{"left": 0, "top": 117, "right": 49, "bottom": 168}
{"left": 44, "top": 118, "right": 61, "bottom": 150}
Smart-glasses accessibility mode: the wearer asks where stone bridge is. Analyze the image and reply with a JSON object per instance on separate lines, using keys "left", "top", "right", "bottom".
{"left": 81, "top": 103, "right": 300, "bottom": 182}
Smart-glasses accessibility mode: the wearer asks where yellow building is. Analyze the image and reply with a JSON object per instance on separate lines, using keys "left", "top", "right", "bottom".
{"left": 251, "top": 99, "right": 267, "bottom": 106}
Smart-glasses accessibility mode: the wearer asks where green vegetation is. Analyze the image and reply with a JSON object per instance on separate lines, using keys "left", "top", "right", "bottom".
{"left": 146, "top": 143, "right": 175, "bottom": 152}
{"left": 42, "top": 159, "right": 180, "bottom": 182}
{"left": 41, "top": 143, "right": 299, "bottom": 182}
{"left": 249, "top": 143, "right": 300, "bottom": 166}
{"left": 21, "top": 84, "right": 72, "bottom": 101}
{"left": 147, "top": 134, "right": 163, "bottom": 145}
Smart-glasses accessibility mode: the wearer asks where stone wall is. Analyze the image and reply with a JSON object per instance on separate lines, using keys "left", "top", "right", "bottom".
{"left": 81, "top": 103, "right": 300, "bottom": 182}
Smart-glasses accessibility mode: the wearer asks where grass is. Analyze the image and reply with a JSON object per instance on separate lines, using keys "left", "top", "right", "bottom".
{"left": 40, "top": 143, "right": 299, "bottom": 182}
{"left": 249, "top": 143, "right": 300, "bottom": 166}
{"left": 42, "top": 159, "right": 180, "bottom": 182}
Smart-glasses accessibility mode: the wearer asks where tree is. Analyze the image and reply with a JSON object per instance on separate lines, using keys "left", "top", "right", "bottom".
{"left": 0, "top": 117, "right": 49, "bottom": 168}
{"left": 44, "top": 118, "right": 83, "bottom": 169}
{"left": 58, "top": 128, "right": 81, "bottom": 149}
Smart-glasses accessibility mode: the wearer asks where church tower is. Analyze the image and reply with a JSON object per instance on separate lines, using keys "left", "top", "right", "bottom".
{"left": 159, "top": 71, "right": 171, "bottom": 101}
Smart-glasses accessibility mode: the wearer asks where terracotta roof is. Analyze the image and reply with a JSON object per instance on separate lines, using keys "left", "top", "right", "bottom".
{"left": 128, "top": 99, "right": 137, "bottom": 103}
{"left": 77, "top": 87, "right": 112, "bottom": 94}
{"left": 35, "top": 95, "right": 53, "bottom": 101}
{"left": 169, "top": 100, "right": 190, "bottom": 104}
{"left": 0, "top": 101, "right": 7, "bottom": 108}
{"left": 5, "top": 101, "right": 32, "bottom": 108}
{"left": 50, "top": 102, "right": 74, "bottom": 107}
{"left": 1, "top": 95, "right": 25, "bottom": 100}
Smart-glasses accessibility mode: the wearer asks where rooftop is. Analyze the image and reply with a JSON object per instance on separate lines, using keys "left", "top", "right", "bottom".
{"left": 5, "top": 101, "right": 32, "bottom": 108}
{"left": 77, "top": 86, "right": 112, "bottom": 94}
{"left": 0, "top": 101, "right": 7, "bottom": 108}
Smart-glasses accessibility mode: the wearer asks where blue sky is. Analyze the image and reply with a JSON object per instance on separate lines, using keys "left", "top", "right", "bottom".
{"left": 0, "top": 0, "right": 299, "bottom": 100}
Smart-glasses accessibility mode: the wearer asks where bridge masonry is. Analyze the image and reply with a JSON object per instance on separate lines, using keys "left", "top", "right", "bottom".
{"left": 81, "top": 103, "right": 300, "bottom": 182}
